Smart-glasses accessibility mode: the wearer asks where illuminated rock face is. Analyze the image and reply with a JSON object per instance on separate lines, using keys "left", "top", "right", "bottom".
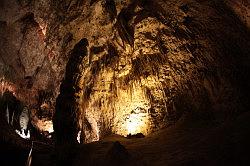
{"left": 31, "top": 108, "right": 54, "bottom": 134}
{"left": 51, "top": 0, "right": 249, "bottom": 143}
{"left": 1, "top": 0, "right": 250, "bottom": 144}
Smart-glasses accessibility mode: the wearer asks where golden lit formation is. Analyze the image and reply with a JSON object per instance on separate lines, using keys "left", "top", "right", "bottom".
{"left": 125, "top": 109, "right": 149, "bottom": 135}
{"left": 114, "top": 81, "right": 151, "bottom": 136}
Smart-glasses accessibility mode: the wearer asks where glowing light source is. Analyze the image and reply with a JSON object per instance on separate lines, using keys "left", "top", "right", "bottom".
{"left": 126, "top": 108, "right": 149, "bottom": 135}
{"left": 127, "top": 114, "right": 144, "bottom": 135}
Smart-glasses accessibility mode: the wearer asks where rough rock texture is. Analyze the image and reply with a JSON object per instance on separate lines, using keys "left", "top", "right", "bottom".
{"left": 0, "top": 2, "right": 54, "bottom": 105}
{"left": 225, "top": 0, "right": 250, "bottom": 28}
{"left": 54, "top": 38, "right": 89, "bottom": 144}
{"left": 0, "top": 0, "right": 250, "bottom": 144}
{"left": 0, "top": 0, "right": 65, "bottom": 134}
{"left": 51, "top": 0, "right": 250, "bottom": 143}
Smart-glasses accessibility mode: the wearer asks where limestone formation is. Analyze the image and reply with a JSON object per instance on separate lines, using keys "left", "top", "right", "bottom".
{"left": 0, "top": 0, "right": 249, "bottom": 144}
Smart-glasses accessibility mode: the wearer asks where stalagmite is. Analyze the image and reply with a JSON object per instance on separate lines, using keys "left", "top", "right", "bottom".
{"left": 54, "top": 38, "right": 89, "bottom": 145}
{"left": 15, "top": 107, "right": 30, "bottom": 139}
{"left": 20, "top": 107, "right": 29, "bottom": 133}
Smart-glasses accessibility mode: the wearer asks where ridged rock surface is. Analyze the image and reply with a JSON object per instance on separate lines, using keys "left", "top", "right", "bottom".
{"left": 52, "top": 0, "right": 250, "bottom": 142}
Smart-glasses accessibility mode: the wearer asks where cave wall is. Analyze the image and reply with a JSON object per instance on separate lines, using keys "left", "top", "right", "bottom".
{"left": 0, "top": 0, "right": 57, "bottom": 106}
{"left": 0, "top": 0, "right": 250, "bottom": 143}
{"left": 51, "top": 0, "right": 250, "bottom": 143}
{"left": 225, "top": 0, "right": 250, "bottom": 28}
{"left": 0, "top": 0, "right": 67, "bottom": 134}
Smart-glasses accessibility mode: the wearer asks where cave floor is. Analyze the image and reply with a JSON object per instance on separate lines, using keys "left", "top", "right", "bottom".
{"left": 72, "top": 111, "right": 250, "bottom": 166}
{"left": 2, "top": 112, "right": 250, "bottom": 166}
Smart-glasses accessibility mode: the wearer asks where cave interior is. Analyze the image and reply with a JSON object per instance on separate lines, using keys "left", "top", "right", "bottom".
{"left": 0, "top": 0, "right": 250, "bottom": 166}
